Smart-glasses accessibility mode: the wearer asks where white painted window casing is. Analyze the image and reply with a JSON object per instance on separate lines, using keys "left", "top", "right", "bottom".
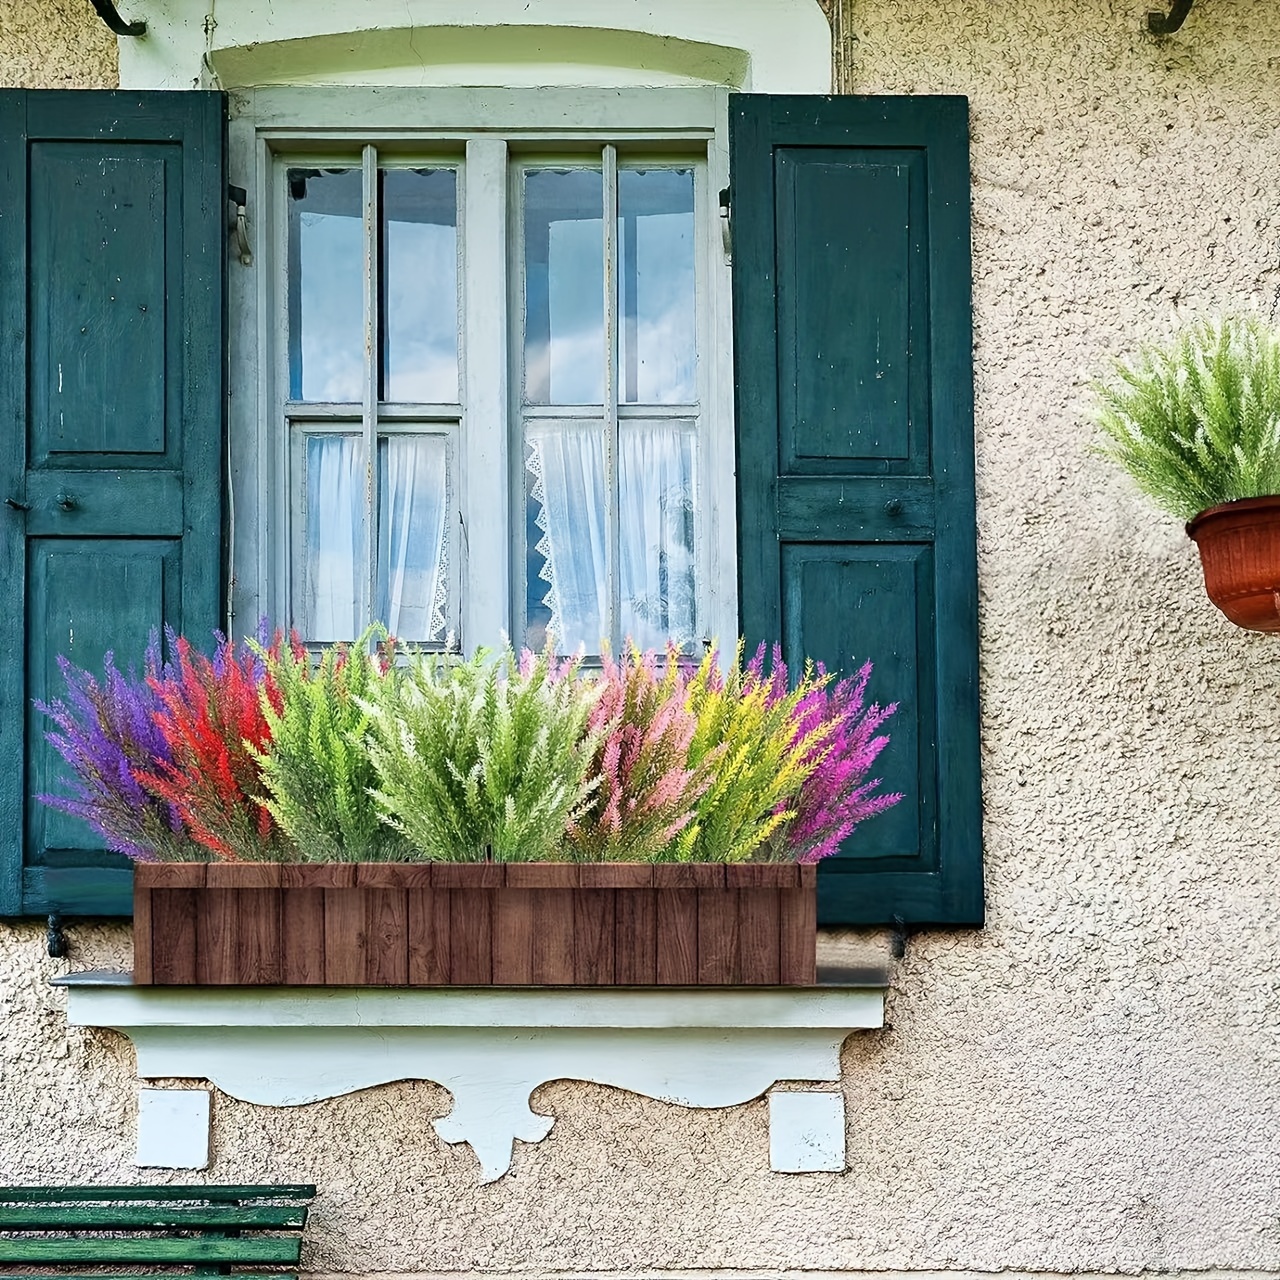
{"left": 227, "top": 87, "right": 737, "bottom": 654}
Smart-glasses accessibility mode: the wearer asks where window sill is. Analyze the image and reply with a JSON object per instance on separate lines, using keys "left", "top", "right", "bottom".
{"left": 56, "top": 970, "right": 886, "bottom": 1180}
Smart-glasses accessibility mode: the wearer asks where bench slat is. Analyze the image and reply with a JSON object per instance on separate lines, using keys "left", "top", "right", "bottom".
{"left": 0, "top": 1238, "right": 302, "bottom": 1265}
{"left": 0, "top": 1273, "right": 298, "bottom": 1280}
{"left": 0, "top": 1205, "right": 307, "bottom": 1231}
{"left": 0, "top": 1186, "right": 314, "bottom": 1204}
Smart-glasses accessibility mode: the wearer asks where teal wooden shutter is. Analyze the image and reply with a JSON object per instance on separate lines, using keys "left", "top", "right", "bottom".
{"left": 0, "top": 90, "right": 226, "bottom": 918}
{"left": 731, "top": 94, "right": 982, "bottom": 927}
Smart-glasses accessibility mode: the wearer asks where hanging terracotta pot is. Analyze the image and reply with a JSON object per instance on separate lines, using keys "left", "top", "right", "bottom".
{"left": 1186, "top": 495, "right": 1280, "bottom": 631}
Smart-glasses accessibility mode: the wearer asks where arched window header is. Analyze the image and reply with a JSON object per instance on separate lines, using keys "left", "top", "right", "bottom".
{"left": 117, "top": 0, "right": 831, "bottom": 93}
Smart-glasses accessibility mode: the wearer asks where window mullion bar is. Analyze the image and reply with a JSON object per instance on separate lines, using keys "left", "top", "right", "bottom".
{"left": 603, "top": 144, "right": 620, "bottom": 652}
{"left": 362, "top": 143, "right": 379, "bottom": 634}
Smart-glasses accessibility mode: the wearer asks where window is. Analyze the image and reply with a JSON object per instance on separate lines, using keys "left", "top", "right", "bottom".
{"left": 232, "top": 89, "right": 737, "bottom": 656}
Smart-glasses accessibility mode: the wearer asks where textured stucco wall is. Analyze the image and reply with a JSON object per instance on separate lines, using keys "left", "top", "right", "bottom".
{"left": 0, "top": 0, "right": 116, "bottom": 87}
{"left": 3, "top": 0, "right": 1280, "bottom": 1275}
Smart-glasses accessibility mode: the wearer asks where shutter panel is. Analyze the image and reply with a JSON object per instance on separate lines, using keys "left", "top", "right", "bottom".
{"left": 0, "top": 91, "right": 226, "bottom": 918}
{"left": 730, "top": 94, "right": 982, "bottom": 927}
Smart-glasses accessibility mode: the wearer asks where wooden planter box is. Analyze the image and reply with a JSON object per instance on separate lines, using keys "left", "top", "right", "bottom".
{"left": 133, "top": 863, "right": 817, "bottom": 987}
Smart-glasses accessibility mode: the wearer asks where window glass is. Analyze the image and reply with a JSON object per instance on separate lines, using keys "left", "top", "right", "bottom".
{"left": 377, "top": 434, "right": 450, "bottom": 642}
{"left": 381, "top": 169, "right": 459, "bottom": 403}
{"left": 523, "top": 168, "right": 604, "bottom": 405}
{"left": 301, "top": 431, "right": 364, "bottom": 641}
{"left": 618, "top": 420, "right": 697, "bottom": 648}
{"left": 287, "top": 168, "right": 363, "bottom": 402}
{"left": 618, "top": 168, "right": 696, "bottom": 405}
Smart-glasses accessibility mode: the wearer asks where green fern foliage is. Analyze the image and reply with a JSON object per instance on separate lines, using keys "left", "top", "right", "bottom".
{"left": 1094, "top": 315, "right": 1280, "bottom": 522}
{"left": 255, "top": 629, "right": 411, "bottom": 861}
{"left": 363, "top": 647, "right": 604, "bottom": 862}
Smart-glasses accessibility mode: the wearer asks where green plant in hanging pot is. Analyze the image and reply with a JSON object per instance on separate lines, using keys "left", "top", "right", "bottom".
{"left": 1094, "top": 314, "right": 1280, "bottom": 631}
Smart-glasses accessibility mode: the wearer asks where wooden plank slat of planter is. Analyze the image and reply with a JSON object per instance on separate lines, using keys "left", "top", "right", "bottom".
{"left": 593, "top": 865, "right": 654, "bottom": 985}
{"left": 194, "top": 888, "right": 238, "bottom": 985}
{"left": 504, "top": 864, "right": 578, "bottom": 889}
{"left": 323, "top": 885, "right": 367, "bottom": 985}
{"left": 736, "top": 886, "right": 781, "bottom": 984}
{"left": 206, "top": 864, "right": 282, "bottom": 889}
{"left": 240, "top": 889, "right": 283, "bottom": 984}
{"left": 780, "top": 864, "right": 818, "bottom": 984}
{"left": 354, "top": 864, "right": 433, "bottom": 889}
{"left": 281, "top": 887, "right": 326, "bottom": 984}
{"left": 500, "top": 864, "right": 574, "bottom": 984}
{"left": 362, "top": 888, "right": 409, "bottom": 985}
{"left": 654, "top": 869, "right": 702, "bottom": 986}
{"left": 407, "top": 885, "right": 451, "bottom": 984}
{"left": 200, "top": 868, "right": 283, "bottom": 985}
{"left": 614, "top": 890, "right": 657, "bottom": 984}
{"left": 279, "top": 864, "right": 357, "bottom": 889}
{"left": 531, "top": 886, "right": 575, "bottom": 984}
{"left": 140, "top": 865, "right": 203, "bottom": 983}
{"left": 573, "top": 887, "right": 615, "bottom": 984}
{"left": 697, "top": 884, "right": 741, "bottom": 984}
{"left": 430, "top": 863, "right": 505, "bottom": 889}
{"left": 143, "top": 877, "right": 202, "bottom": 984}
{"left": 491, "top": 887, "right": 534, "bottom": 984}
{"left": 134, "top": 863, "right": 208, "bottom": 889}
{"left": 449, "top": 889, "right": 493, "bottom": 983}
{"left": 131, "top": 872, "right": 153, "bottom": 985}
{"left": 438, "top": 864, "right": 502, "bottom": 984}
{"left": 578, "top": 864, "right": 653, "bottom": 889}
{"left": 146, "top": 896, "right": 195, "bottom": 983}
{"left": 728, "top": 864, "right": 802, "bottom": 888}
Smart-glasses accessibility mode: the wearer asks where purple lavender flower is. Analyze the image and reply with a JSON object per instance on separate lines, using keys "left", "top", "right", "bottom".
{"left": 746, "top": 647, "right": 902, "bottom": 862}
{"left": 36, "top": 635, "right": 196, "bottom": 862}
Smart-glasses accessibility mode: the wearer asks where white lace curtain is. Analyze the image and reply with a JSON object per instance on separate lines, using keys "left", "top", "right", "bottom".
{"left": 529, "top": 420, "right": 696, "bottom": 653}
{"left": 304, "top": 434, "right": 448, "bottom": 642}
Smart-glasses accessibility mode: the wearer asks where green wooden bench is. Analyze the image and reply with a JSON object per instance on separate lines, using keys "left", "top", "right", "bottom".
{"left": 0, "top": 1184, "right": 314, "bottom": 1280}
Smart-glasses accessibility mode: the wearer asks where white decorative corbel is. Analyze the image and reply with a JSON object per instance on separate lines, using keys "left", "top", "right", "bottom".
{"left": 58, "top": 974, "right": 883, "bottom": 1182}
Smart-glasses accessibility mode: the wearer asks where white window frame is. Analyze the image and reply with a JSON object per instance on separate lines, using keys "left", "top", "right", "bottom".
{"left": 227, "top": 87, "right": 737, "bottom": 655}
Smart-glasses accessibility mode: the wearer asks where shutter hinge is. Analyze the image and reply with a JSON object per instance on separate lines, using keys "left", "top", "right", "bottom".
{"left": 228, "top": 184, "right": 252, "bottom": 267}
{"left": 718, "top": 187, "right": 732, "bottom": 264}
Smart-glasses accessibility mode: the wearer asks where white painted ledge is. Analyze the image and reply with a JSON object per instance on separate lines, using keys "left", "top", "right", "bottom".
{"left": 58, "top": 973, "right": 883, "bottom": 1182}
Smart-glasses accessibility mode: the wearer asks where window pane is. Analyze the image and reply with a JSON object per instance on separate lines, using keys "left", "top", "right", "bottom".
{"left": 301, "top": 433, "right": 364, "bottom": 641}
{"left": 523, "top": 169, "right": 603, "bottom": 405}
{"left": 287, "top": 168, "right": 363, "bottom": 402}
{"left": 382, "top": 170, "right": 459, "bottom": 403}
{"left": 525, "top": 422, "right": 607, "bottom": 653}
{"left": 377, "top": 434, "right": 450, "bottom": 643}
{"left": 619, "top": 420, "right": 697, "bottom": 649}
{"left": 618, "top": 169, "right": 696, "bottom": 405}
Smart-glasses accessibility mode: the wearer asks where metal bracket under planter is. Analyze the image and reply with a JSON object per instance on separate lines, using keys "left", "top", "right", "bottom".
{"left": 132, "top": 862, "right": 818, "bottom": 987}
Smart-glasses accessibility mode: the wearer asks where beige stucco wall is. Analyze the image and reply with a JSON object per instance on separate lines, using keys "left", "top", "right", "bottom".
{"left": 2, "top": 0, "right": 1280, "bottom": 1275}
{"left": 0, "top": 0, "right": 116, "bottom": 87}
